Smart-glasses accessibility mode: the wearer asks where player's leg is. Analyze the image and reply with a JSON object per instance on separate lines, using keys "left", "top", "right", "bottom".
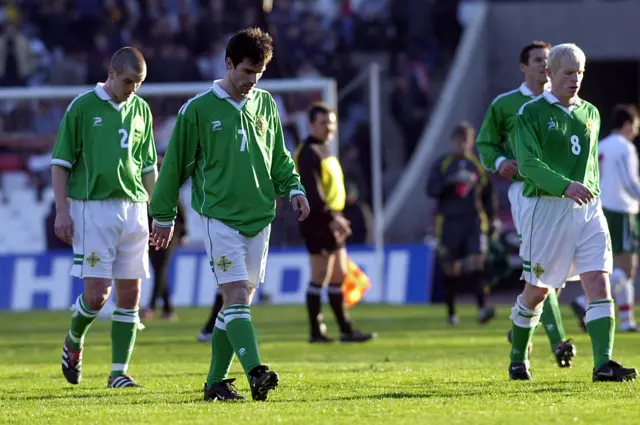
{"left": 223, "top": 223, "right": 278, "bottom": 400}
{"left": 609, "top": 212, "right": 638, "bottom": 331}
{"left": 510, "top": 197, "right": 575, "bottom": 380}
{"left": 307, "top": 249, "right": 334, "bottom": 343}
{"left": 612, "top": 250, "right": 637, "bottom": 331}
{"left": 108, "top": 201, "right": 151, "bottom": 388}
{"left": 109, "top": 278, "right": 142, "bottom": 388}
{"left": 142, "top": 246, "right": 165, "bottom": 319}
{"left": 198, "top": 291, "right": 224, "bottom": 342}
{"left": 581, "top": 271, "right": 636, "bottom": 381}
{"left": 62, "top": 200, "right": 117, "bottom": 385}
{"left": 203, "top": 218, "right": 274, "bottom": 401}
{"left": 328, "top": 247, "right": 376, "bottom": 342}
{"left": 509, "top": 283, "right": 548, "bottom": 380}
{"left": 63, "top": 278, "right": 112, "bottom": 384}
{"left": 437, "top": 215, "right": 462, "bottom": 324}
{"left": 575, "top": 203, "right": 636, "bottom": 381}
{"left": 201, "top": 217, "right": 244, "bottom": 400}
{"left": 463, "top": 217, "right": 494, "bottom": 324}
{"left": 158, "top": 243, "right": 177, "bottom": 320}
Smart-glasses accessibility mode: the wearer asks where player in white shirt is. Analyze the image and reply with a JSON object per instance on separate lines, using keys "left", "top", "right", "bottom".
{"left": 572, "top": 104, "right": 640, "bottom": 332}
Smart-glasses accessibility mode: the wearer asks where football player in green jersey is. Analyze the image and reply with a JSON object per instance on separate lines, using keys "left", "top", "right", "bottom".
{"left": 149, "top": 28, "right": 310, "bottom": 401}
{"left": 508, "top": 43, "right": 637, "bottom": 382}
{"left": 52, "top": 47, "right": 157, "bottom": 388}
{"left": 477, "top": 41, "right": 577, "bottom": 368}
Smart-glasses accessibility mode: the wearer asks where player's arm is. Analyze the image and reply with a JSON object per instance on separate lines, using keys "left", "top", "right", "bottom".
{"left": 426, "top": 157, "right": 447, "bottom": 199}
{"left": 296, "top": 145, "right": 334, "bottom": 224}
{"left": 477, "top": 103, "right": 506, "bottom": 170}
{"left": 477, "top": 102, "right": 518, "bottom": 178}
{"left": 269, "top": 97, "right": 310, "bottom": 220}
{"left": 514, "top": 110, "right": 573, "bottom": 197}
{"left": 141, "top": 104, "right": 158, "bottom": 202}
{"left": 50, "top": 104, "right": 82, "bottom": 243}
{"left": 149, "top": 104, "right": 199, "bottom": 228}
{"left": 270, "top": 100, "right": 305, "bottom": 199}
{"left": 617, "top": 143, "right": 640, "bottom": 199}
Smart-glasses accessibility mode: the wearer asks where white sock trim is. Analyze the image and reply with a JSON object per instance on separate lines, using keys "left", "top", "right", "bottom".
{"left": 509, "top": 295, "right": 543, "bottom": 328}
{"left": 111, "top": 363, "right": 129, "bottom": 372}
{"left": 225, "top": 313, "right": 251, "bottom": 323}
{"left": 586, "top": 299, "right": 615, "bottom": 322}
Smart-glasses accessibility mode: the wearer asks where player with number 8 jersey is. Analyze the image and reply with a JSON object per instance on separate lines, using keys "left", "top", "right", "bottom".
{"left": 516, "top": 93, "right": 600, "bottom": 199}
{"left": 508, "top": 43, "right": 636, "bottom": 383}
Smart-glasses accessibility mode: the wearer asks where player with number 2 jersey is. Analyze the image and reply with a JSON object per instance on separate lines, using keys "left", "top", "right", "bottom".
{"left": 51, "top": 47, "right": 157, "bottom": 389}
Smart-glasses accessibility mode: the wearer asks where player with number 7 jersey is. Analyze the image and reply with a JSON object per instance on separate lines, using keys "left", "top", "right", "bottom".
{"left": 150, "top": 80, "right": 305, "bottom": 237}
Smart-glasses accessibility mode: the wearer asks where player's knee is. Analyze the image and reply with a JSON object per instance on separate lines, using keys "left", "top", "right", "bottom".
{"left": 521, "top": 283, "right": 549, "bottom": 310}
{"left": 581, "top": 271, "right": 610, "bottom": 301}
{"left": 221, "top": 281, "right": 252, "bottom": 306}
{"left": 310, "top": 255, "right": 331, "bottom": 284}
{"left": 83, "top": 278, "right": 112, "bottom": 310}
{"left": 115, "top": 279, "right": 142, "bottom": 309}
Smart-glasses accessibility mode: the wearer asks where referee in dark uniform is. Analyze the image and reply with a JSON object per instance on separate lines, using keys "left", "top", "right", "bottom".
{"left": 294, "top": 102, "right": 375, "bottom": 344}
{"left": 427, "top": 122, "right": 498, "bottom": 326}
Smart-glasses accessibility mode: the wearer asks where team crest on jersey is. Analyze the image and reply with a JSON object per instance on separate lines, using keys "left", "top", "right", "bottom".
{"left": 255, "top": 115, "right": 267, "bottom": 134}
{"left": 586, "top": 119, "right": 597, "bottom": 141}
{"left": 132, "top": 115, "right": 145, "bottom": 132}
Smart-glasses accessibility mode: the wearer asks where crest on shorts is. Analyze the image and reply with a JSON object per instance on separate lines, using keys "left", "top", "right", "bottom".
{"left": 216, "top": 256, "right": 232, "bottom": 272}
{"left": 255, "top": 115, "right": 267, "bottom": 134}
{"left": 86, "top": 252, "right": 101, "bottom": 268}
{"left": 533, "top": 262, "right": 546, "bottom": 278}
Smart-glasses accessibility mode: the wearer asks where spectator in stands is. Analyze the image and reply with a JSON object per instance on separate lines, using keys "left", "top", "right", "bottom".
{"left": 0, "top": 23, "right": 36, "bottom": 86}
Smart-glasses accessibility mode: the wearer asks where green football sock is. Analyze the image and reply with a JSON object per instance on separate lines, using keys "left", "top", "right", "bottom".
{"left": 67, "top": 294, "right": 99, "bottom": 350}
{"left": 206, "top": 312, "right": 236, "bottom": 387}
{"left": 540, "top": 290, "right": 566, "bottom": 351}
{"left": 509, "top": 295, "right": 542, "bottom": 363}
{"left": 111, "top": 307, "right": 139, "bottom": 377}
{"left": 586, "top": 299, "right": 615, "bottom": 369}
{"left": 224, "top": 304, "right": 261, "bottom": 380}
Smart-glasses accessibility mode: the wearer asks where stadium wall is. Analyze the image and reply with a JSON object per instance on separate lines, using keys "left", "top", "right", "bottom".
{"left": 0, "top": 245, "right": 434, "bottom": 311}
{"left": 384, "top": 2, "right": 491, "bottom": 243}
{"left": 487, "top": 0, "right": 640, "bottom": 95}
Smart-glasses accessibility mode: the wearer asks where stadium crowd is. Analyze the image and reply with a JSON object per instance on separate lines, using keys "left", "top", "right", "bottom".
{"left": 0, "top": 0, "right": 460, "bottom": 250}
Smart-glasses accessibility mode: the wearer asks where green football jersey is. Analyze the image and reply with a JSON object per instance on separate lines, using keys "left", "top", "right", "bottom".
{"left": 51, "top": 83, "right": 157, "bottom": 202}
{"left": 150, "top": 81, "right": 305, "bottom": 237}
{"left": 515, "top": 91, "right": 601, "bottom": 198}
{"left": 476, "top": 83, "right": 539, "bottom": 181}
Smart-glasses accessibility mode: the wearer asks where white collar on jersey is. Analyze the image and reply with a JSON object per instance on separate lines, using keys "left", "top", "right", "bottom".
{"left": 518, "top": 82, "right": 535, "bottom": 97}
{"left": 542, "top": 91, "right": 582, "bottom": 113}
{"left": 211, "top": 80, "right": 255, "bottom": 111}
{"left": 94, "top": 83, "right": 130, "bottom": 111}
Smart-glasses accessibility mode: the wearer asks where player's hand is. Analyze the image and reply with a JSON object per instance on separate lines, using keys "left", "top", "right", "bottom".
{"left": 564, "top": 182, "right": 595, "bottom": 205}
{"left": 498, "top": 159, "right": 519, "bottom": 179}
{"left": 330, "top": 215, "right": 352, "bottom": 240}
{"left": 54, "top": 210, "right": 74, "bottom": 245}
{"left": 150, "top": 222, "right": 174, "bottom": 250}
{"left": 292, "top": 195, "right": 310, "bottom": 221}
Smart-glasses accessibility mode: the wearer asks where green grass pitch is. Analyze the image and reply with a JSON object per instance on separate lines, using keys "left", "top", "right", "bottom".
{"left": 1, "top": 304, "right": 638, "bottom": 424}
